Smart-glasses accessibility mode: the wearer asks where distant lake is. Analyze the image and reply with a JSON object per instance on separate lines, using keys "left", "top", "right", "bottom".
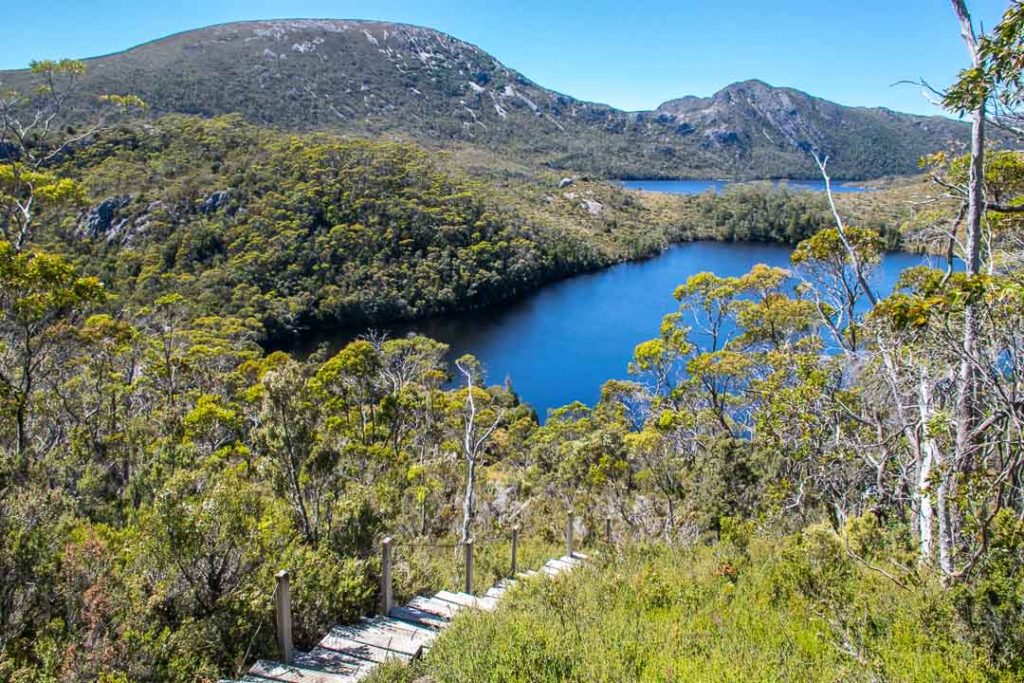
{"left": 619, "top": 179, "right": 872, "bottom": 194}
{"left": 299, "top": 242, "right": 950, "bottom": 421}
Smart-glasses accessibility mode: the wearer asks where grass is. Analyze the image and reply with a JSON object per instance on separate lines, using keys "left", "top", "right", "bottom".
{"left": 392, "top": 536, "right": 570, "bottom": 602}
{"left": 367, "top": 531, "right": 1000, "bottom": 683}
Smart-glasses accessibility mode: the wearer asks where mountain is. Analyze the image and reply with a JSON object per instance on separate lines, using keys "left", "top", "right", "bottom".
{"left": 0, "top": 19, "right": 973, "bottom": 179}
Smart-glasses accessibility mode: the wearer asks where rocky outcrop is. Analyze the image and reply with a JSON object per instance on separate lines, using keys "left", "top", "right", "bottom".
{"left": 80, "top": 196, "right": 132, "bottom": 238}
{"left": 199, "top": 189, "right": 232, "bottom": 214}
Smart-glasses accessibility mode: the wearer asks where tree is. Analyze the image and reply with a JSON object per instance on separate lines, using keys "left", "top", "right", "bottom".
{"left": 0, "top": 60, "right": 143, "bottom": 250}
{"left": 452, "top": 355, "right": 505, "bottom": 543}
{"left": 0, "top": 242, "right": 104, "bottom": 470}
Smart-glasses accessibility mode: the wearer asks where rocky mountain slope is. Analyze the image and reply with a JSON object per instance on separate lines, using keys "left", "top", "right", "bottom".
{"left": 0, "top": 19, "right": 974, "bottom": 179}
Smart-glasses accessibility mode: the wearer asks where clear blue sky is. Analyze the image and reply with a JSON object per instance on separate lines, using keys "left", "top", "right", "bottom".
{"left": 0, "top": 1, "right": 1011, "bottom": 116}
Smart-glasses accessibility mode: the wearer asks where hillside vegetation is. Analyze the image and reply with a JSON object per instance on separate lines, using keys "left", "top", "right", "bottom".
{"left": 4, "top": 5, "right": 1024, "bottom": 681}
{"left": 370, "top": 533, "right": 1000, "bottom": 683}
{"left": 34, "top": 113, "right": 918, "bottom": 343}
{"left": 41, "top": 115, "right": 687, "bottom": 341}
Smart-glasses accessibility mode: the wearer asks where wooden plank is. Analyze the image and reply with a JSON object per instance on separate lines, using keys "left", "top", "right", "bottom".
{"left": 248, "top": 659, "right": 359, "bottom": 683}
{"left": 540, "top": 564, "right": 561, "bottom": 577}
{"left": 407, "top": 595, "right": 462, "bottom": 619}
{"left": 296, "top": 648, "right": 376, "bottom": 679}
{"left": 360, "top": 615, "right": 435, "bottom": 636}
{"left": 388, "top": 604, "right": 449, "bottom": 630}
{"left": 326, "top": 619, "right": 434, "bottom": 657}
{"left": 484, "top": 585, "right": 506, "bottom": 599}
{"left": 318, "top": 631, "right": 413, "bottom": 664}
{"left": 559, "top": 555, "right": 582, "bottom": 566}
{"left": 547, "top": 558, "right": 574, "bottom": 571}
{"left": 434, "top": 590, "right": 497, "bottom": 611}
{"left": 495, "top": 578, "right": 517, "bottom": 589}
{"left": 516, "top": 570, "right": 540, "bottom": 580}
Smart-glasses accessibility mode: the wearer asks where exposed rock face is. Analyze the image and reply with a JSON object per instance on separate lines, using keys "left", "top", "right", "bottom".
{"left": 658, "top": 80, "right": 837, "bottom": 152}
{"left": 81, "top": 196, "right": 132, "bottom": 238}
{"left": 558, "top": 177, "right": 574, "bottom": 189}
{"left": 200, "top": 190, "right": 232, "bottom": 214}
{"left": 581, "top": 199, "right": 604, "bottom": 216}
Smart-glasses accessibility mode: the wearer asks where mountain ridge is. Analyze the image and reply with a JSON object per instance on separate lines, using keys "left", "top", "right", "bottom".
{"left": 0, "top": 18, "right": 974, "bottom": 179}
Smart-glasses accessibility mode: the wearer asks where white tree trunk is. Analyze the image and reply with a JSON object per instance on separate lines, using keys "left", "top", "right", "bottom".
{"left": 917, "top": 372, "right": 937, "bottom": 563}
{"left": 461, "top": 457, "right": 476, "bottom": 544}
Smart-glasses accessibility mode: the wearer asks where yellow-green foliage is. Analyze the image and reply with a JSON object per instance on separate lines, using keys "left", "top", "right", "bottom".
{"left": 372, "top": 533, "right": 999, "bottom": 683}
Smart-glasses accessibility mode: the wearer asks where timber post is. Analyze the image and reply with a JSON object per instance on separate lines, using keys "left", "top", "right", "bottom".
{"left": 566, "top": 512, "right": 574, "bottom": 557}
{"left": 511, "top": 525, "right": 520, "bottom": 576}
{"left": 380, "top": 537, "right": 393, "bottom": 615}
{"left": 274, "top": 570, "right": 293, "bottom": 664}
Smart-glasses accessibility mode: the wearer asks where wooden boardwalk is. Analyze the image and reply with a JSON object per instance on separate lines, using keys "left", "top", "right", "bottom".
{"left": 225, "top": 552, "right": 586, "bottom": 683}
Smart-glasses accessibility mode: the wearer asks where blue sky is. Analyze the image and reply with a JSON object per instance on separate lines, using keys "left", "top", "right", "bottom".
{"left": 0, "top": 1, "right": 1011, "bottom": 116}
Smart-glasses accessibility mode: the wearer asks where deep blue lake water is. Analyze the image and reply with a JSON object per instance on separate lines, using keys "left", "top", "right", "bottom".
{"left": 315, "top": 242, "right": 948, "bottom": 421}
{"left": 619, "top": 179, "right": 872, "bottom": 194}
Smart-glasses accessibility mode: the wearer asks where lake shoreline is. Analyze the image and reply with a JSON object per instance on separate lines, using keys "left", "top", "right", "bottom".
{"left": 274, "top": 241, "right": 947, "bottom": 420}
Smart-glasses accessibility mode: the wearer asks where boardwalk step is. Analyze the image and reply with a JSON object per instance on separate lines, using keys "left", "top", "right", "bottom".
{"left": 408, "top": 595, "right": 462, "bottom": 619}
{"left": 248, "top": 657, "right": 362, "bottom": 682}
{"left": 434, "top": 590, "right": 497, "bottom": 611}
{"left": 297, "top": 648, "right": 377, "bottom": 677}
{"left": 243, "top": 553, "right": 585, "bottom": 682}
{"left": 388, "top": 604, "right": 449, "bottom": 630}
{"left": 318, "top": 631, "right": 413, "bottom": 664}
{"left": 325, "top": 618, "right": 434, "bottom": 657}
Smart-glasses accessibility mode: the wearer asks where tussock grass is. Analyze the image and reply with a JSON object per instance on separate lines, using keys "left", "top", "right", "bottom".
{"left": 370, "top": 534, "right": 998, "bottom": 682}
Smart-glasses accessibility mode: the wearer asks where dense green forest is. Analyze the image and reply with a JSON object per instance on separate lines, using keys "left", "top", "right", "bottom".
{"left": 10, "top": 104, "right": 904, "bottom": 344}
{"left": 3, "top": 3, "right": 1024, "bottom": 682}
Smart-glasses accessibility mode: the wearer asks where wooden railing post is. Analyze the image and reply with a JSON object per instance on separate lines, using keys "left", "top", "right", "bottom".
{"left": 380, "top": 537, "right": 393, "bottom": 615}
{"left": 566, "top": 512, "right": 574, "bottom": 557}
{"left": 606, "top": 516, "right": 613, "bottom": 546}
{"left": 510, "top": 525, "right": 520, "bottom": 576}
{"left": 275, "top": 570, "right": 293, "bottom": 664}
{"left": 464, "top": 539, "right": 474, "bottom": 594}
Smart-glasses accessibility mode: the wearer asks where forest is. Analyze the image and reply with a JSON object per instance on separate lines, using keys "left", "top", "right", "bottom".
{"left": 2, "top": 2, "right": 1024, "bottom": 682}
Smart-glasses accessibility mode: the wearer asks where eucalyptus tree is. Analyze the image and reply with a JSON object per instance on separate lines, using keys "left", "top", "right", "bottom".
{"left": 0, "top": 242, "right": 104, "bottom": 472}
{"left": 0, "top": 60, "right": 143, "bottom": 251}
{"left": 452, "top": 354, "right": 506, "bottom": 543}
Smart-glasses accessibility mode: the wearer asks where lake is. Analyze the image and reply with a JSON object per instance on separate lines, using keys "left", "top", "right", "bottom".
{"left": 305, "top": 242, "right": 948, "bottom": 420}
{"left": 619, "top": 179, "right": 872, "bottom": 194}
